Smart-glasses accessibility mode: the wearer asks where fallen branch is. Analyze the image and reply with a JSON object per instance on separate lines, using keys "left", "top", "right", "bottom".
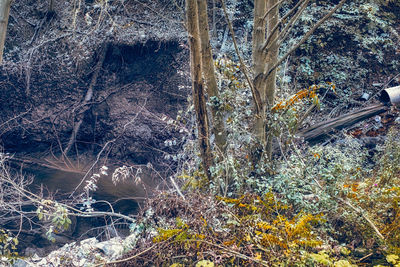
{"left": 340, "top": 198, "right": 385, "bottom": 240}
{"left": 64, "top": 42, "right": 109, "bottom": 156}
{"left": 298, "top": 103, "right": 389, "bottom": 143}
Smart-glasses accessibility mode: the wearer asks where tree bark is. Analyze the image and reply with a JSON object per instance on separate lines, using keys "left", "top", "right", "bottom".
{"left": 264, "top": 0, "right": 279, "bottom": 158}
{"left": 252, "top": 0, "right": 267, "bottom": 152}
{"left": 49, "top": 0, "right": 54, "bottom": 13}
{"left": 250, "top": 0, "right": 346, "bottom": 159}
{"left": 252, "top": 0, "right": 267, "bottom": 79}
{"left": 196, "top": 0, "right": 227, "bottom": 153}
{"left": 186, "top": 0, "right": 213, "bottom": 180}
{"left": 252, "top": 0, "right": 281, "bottom": 159}
{"left": 0, "top": 0, "right": 12, "bottom": 64}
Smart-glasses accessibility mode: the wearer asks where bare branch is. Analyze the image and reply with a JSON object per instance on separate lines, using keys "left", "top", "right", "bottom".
{"left": 220, "top": 0, "right": 261, "bottom": 114}
{"left": 262, "top": 0, "right": 306, "bottom": 51}
{"left": 64, "top": 42, "right": 109, "bottom": 156}
{"left": 262, "top": 0, "right": 285, "bottom": 21}
{"left": 275, "top": 0, "right": 310, "bottom": 48}
{"left": 266, "top": 0, "right": 347, "bottom": 79}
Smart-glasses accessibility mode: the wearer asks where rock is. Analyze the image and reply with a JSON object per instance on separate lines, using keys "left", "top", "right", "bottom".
{"left": 360, "top": 93, "right": 370, "bottom": 101}
{"left": 12, "top": 259, "right": 29, "bottom": 267}
{"left": 24, "top": 247, "right": 45, "bottom": 257}
{"left": 20, "top": 236, "right": 134, "bottom": 266}
{"left": 95, "top": 237, "right": 124, "bottom": 258}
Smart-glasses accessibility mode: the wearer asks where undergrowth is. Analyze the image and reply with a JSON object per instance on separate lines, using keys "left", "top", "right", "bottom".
{"left": 113, "top": 125, "right": 400, "bottom": 266}
{"left": 127, "top": 43, "right": 400, "bottom": 266}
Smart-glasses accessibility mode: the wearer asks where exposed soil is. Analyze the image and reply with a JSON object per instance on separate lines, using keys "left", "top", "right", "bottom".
{"left": 0, "top": 0, "right": 189, "bottom": 172}
{"left": 0, "top": 40, "right": 189, "bottom": 167}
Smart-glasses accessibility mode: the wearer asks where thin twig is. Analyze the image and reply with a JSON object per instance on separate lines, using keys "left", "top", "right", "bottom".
{"left": 340, "top": 199, "right": 385, "bottom": 240}
{"left": 170, "top": 176, "right": 185, "bottom": 200}
{"left": 0, "top": 109, "right": 31, "bottom": 129}
{"left": 219, "top": 0, "right": 261, "bottom": 114}
{"left": 170, "top": 239, "right": 269, "bottom": 266}
{"left": 358, "top": 253, "right": 373, "bottom": 262}
{"left": 1, "top": 161, "right": 137, "bottom": 224}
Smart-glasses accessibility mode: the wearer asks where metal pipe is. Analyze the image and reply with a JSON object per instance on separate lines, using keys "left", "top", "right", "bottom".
{"left": 380, "top": 85, "right": 400, "bottom": 106}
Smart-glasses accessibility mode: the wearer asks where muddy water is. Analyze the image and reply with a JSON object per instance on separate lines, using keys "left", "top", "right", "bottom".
{"left": 24, "top": 163, "right": 154, "bottom": 215}
{"left": 8, "top": 162, "right": 154, "bottom": 256}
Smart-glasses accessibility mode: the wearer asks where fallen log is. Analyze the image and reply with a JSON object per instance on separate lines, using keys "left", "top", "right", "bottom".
{"left": 297, "top": 85, "right": 400, "bottom": 143}
{"left": 298, "top": 103, "right": 390, "bottom": 143}
{"left": 64, "top": 42, "right": 109, "bottom": 156}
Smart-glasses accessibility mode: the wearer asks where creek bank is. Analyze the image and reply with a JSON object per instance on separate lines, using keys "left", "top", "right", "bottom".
{"left": 1, "top": 0, "right": 189, "bottom": 173}
{"left": 1, "top": 39, "right": 189, "bottom": 171}
{"left": 0, "top": 1, "right": 190, "bottom": 257}
{"left": 0, "top": 0, "right": 191, "bottom": 263}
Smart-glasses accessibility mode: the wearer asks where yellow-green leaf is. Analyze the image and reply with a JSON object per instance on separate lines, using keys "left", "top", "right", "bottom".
{"left": 387, "top": 254, "right": 399, "bottom": 264}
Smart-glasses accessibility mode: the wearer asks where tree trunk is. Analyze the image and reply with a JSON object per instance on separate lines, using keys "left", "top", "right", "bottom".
{"left": 212, "top": 0, "right": 217, "bottom": 38}
{"left": 49, "top": 0, "right": 54, "bottom": 13}
{"left": 252, "top": 0, "right": 267, "bottom": 79}
{"left": 186, "top": 0, "right": 213, "bottom": 180}
{"left": 252, "top": 0, "right": 267, "bottom": 146}
{"left": 0, "top": 0, "right": 12, "bottom": 64}
{"left": 264, "top": 0, "right": 279, "bottom": 158}
{"left": 252, "top": 0, "right": 281, "bottom": 159}
{"left": 196, "top": 0, "right": 227, "bottom": 153}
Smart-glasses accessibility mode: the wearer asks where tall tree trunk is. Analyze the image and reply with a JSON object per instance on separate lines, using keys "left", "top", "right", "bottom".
{"left": 212, "top": 0, "right": 217, "bottom": 37}
{"left": 196, "top": 0, "right": 227, "bottom": 153}
{"left": 0, "top": 0, "right": 12, "bottom": 64}
{"left": 264, "top": 0, "right": 279, "bottom": 158}
{"left": 265, "top": 0, "right": 279, "bottom": 109}
{"left": 250, "top": 0, "right": 281, "bottom": 160}
{"left": 251, "top": 0, "right": 268, "bottom": 164}
{"left": 252, "top": 0, "right": 267, "bottom": 145}
{"left": 251, "top": 0, "right": 280, "bottom": 159}
{"left": 186, "top": 0, "right": 213, "bottom": 180}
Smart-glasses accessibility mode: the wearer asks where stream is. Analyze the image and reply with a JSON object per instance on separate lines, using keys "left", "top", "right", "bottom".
{"left": 7, "top": 159, "right": 154, "bottom": 256}
{"left": 26, "top": 166, "right": 144, "bottom": 214}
